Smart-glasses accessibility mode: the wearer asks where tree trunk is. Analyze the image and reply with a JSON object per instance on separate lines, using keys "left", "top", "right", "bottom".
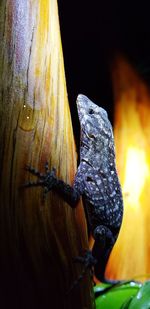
{"left": 0, "top": 1, "right": 95, "bottom": 308}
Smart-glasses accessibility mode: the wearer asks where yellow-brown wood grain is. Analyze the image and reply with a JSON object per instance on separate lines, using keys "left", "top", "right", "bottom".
{"left": 0, "top": 1, "right": 95, "bottom": 308}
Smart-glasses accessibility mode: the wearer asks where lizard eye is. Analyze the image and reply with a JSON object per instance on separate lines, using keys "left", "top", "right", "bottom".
{"left": 89, "top": 109, "right": 94, "bottom": 114}
{"left": 88, "top": 134, "right": 95, "bottom": 139}
{"left": 86, "top": 176, "right": 93, "bottom": 182}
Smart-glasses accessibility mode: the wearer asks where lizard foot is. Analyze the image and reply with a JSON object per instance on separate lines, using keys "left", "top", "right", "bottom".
{"left": 66, "top": 250, "right": 97, "bottom": 295}
{"left": 74, "top": 250, "right": 97, "bottom": 269}
{"left": 22, "top": 162, "right": 57, "bottom": 199}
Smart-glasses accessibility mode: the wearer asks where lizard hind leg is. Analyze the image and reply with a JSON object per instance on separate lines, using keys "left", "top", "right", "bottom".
{"left": 66, "top": 250, "right": 97, "bottom": 295}
{"left": 92, "top": 225, "right": 118, "bottom": 284}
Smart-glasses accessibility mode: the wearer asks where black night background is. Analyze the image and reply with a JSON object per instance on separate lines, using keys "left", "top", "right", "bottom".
{"left": 58, "top": 0, "right": 150, "bottom": 150}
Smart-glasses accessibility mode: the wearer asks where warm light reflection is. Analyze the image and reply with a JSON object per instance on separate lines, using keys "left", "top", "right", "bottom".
{"left": 105, "top": 55, "right": 150, "bottom": 282}
{"left": 123, "top": 147, "right": 149, "bottom": 207}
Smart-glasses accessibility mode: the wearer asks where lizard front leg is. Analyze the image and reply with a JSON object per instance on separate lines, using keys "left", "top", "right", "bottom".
{"left": 23, "top": 162, "right": 80, "bottom": 207}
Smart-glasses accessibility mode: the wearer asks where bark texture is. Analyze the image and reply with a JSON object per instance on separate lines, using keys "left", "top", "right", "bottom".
{"left": 0, "top": 1, "right": 95, "bottom": 308}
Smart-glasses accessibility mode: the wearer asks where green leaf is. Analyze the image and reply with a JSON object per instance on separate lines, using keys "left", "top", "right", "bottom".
{"left": 94, "top": 282, "right": 141, "bottom": 309}
{"left": 121, "top": 296, "right": 134, "bottom": 309}
{"left": 127, "top": 281, "right": 150, "bottom": 309}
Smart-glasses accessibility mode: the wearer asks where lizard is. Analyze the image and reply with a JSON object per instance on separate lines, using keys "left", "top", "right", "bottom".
{"left": 23, "top": 94, "right": 124, "bottom": 285}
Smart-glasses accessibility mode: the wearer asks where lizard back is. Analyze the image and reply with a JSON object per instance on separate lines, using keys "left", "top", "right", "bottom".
{"left": 74, "top": 94, "right": 123, "bottom": 231}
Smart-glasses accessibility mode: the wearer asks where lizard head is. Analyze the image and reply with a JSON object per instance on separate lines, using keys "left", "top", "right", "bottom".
{"left": 76, "top": 94, "right": 114, "bottom": 160}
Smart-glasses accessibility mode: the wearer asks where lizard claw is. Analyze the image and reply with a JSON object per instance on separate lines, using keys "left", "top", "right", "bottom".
{"left": 22, "top": 162, "right": 57, "bottom": 197}
{"left": 74, "top": 250, "right": 97, "bottom": 268}
{"left": 66, "top": 250, "right": 97, "bottom": 295}
{"left": 25, "top": 165, "right": 45, "bottom": 178}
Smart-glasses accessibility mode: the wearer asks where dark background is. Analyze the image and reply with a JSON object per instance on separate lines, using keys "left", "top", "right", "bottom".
{"left": 58, "top": 1, "right": 150, "bottom": 149}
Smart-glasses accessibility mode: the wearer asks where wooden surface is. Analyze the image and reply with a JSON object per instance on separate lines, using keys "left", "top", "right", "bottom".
{"left": 0, "top": 1, "right": 95, "bottom": 308}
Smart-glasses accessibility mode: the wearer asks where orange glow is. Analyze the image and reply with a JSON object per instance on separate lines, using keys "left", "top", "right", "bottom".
{"left": 106, "top": 56, "right": 150, "bottom": 281}
{"left": 123, "top": 147, "right": 149, "bottom": 208}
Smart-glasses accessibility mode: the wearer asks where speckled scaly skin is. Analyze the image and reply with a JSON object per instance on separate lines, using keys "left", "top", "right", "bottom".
{"left": 73, "top": 94, "right": 123, "bottom": 282}
{"left": 24, "top": 94, "right": 124, "bottom": 283}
